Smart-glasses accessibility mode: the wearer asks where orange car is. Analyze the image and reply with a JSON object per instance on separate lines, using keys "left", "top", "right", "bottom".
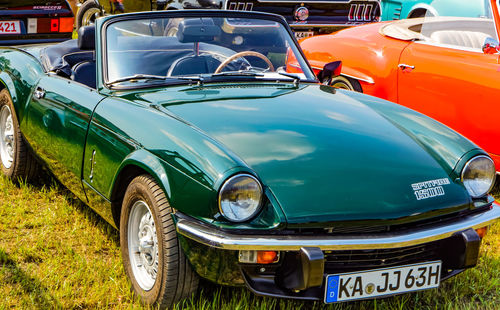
{"left": 292, "top": 0, "right": 500, "bottom": 173}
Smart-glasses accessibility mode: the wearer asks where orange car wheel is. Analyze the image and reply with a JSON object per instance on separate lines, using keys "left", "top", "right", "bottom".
{"left": 323, "top": 76, "right": 362, "bottom": 92}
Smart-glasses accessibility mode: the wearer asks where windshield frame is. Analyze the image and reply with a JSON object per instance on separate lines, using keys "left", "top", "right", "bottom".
{"left": 100, "top": 10, "right": 318, "bottom": 90}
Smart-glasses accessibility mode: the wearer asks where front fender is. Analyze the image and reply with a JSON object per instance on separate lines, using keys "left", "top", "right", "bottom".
{"left": 0, "top": 48, "right": 44, "bottom": 124}
{"left": 299, "top": 24, "right": 409, "bottom": 102}
{"left": 113, "top": 148, "right": 174, "bottom": 200}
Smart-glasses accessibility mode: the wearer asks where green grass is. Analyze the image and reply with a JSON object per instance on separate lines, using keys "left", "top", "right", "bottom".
{"left": 0, "top": 174, "right": 498, "bottom": 309}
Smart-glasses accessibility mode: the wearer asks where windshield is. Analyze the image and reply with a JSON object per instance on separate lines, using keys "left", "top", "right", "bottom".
{"left": 382, "top": 0, "right": 498, "bottom": 49}
{"left": 105, "top": 15, "right": 316, "bottom": 86}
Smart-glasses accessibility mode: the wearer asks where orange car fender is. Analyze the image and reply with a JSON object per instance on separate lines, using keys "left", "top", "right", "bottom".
{"left": 298, "top": 23, "right": 411, "bottom": 102}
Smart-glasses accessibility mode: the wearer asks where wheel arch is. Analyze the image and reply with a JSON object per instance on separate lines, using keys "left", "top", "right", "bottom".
{"left": 408, "top": 4, "right": 438, "bottom": 18}
{"left": 109, "top": 150, "right": 173, "bottom": 229}
{"left": 166, "top": 4, "right": 181, "bottom": 10}
{"left": 312, "top": 62, "right": 374, "bottom": 93}
{"left": 0, "top": 49, "right": 44, "bottom": 123}
{"left": 0, "top": 74, "right": 24, "bottom": 122}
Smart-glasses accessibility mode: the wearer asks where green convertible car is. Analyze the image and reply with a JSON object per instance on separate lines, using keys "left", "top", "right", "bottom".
{"left": 0, "top": 10, "right": 499, "bottom": 307}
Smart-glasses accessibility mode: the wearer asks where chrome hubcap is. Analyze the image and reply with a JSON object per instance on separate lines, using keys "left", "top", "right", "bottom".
{"left": 0, "top": 105, "right": 15, "bottom": 169}
{"left": 128, "top": 200, "right": 159, "bottom": 291}
{"left": 82, "top": 8, "right": 101, "bottom": 27}
{"left": 331, "top": 81, "right": 352, "bottom": 90}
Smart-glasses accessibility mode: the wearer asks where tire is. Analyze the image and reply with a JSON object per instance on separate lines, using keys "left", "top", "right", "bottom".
{"left": 76, "top": 0, "right": 103, "bottom": 29}
{"left": 408, "top": 9, "right": 430, "bottom": 19}
{"left": 163, "top": 18, "right": 180, "bottom": 37}
{"left": 120, "top": 175, "right": 199, "bottom": 308}
{"left": 0, "top": 89, "right": 38, "bottom": 181}
{"left": 323, "top": 76, "right": 362, "bottom": 92}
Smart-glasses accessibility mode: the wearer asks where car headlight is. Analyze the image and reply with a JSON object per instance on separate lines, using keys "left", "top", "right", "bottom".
{"left": 219, "top": 174, "right": 263, "bottom": 222}
{"left": 461, "top": 155, "right": 496, "bottom": 198}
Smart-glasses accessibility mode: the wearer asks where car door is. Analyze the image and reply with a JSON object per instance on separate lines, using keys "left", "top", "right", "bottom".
{"left": 397, "top": 30, "right": 500, "bottom": 165}
{"left": 24, "top": 75, "right": 104, "bottom": 201}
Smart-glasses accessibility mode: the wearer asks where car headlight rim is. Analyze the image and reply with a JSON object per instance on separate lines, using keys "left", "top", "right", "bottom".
{"left": 218, "top": 173, "right": 263, "bottom": 223}
{"left": 461, "top": 155, "right": 496, "bottom": 198}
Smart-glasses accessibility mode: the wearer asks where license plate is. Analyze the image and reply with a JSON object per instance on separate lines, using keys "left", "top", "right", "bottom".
{"left": 294, "top": 31, "right": 314, "bottom": 40}
{"left": 0, "top": 21, "right": 21, "bottom": 34}
{"left": 325, "top": 261, "right": 441, "bottom": 303}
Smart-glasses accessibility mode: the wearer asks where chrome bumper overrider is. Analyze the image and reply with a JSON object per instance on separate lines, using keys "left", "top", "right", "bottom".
{"left": 176, "top": 203, "right": 500, "bottom": 251}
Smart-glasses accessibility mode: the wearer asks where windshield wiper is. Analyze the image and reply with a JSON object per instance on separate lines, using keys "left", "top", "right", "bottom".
{"left": 211, "top": 70, "right": 264, "bottom": 77}
{"left": 106, "top": 74, "right": 203, "bottom": 87}
{"left": 276, "top": 71, "right": 301, "bottom": 86}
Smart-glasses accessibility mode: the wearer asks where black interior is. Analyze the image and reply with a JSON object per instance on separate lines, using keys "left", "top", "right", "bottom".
{"left": 40, "top": 25, "right": 96, "bottom": 88}
{"left": 71, "top": 26, "right": 96, "bottom": 88}
{"left": 39, "top": 18, "right": 285, "bottom": 88}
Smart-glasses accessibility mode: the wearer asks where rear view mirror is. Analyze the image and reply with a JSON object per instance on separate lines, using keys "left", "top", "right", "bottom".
{"left": 317, "top": 61, "right": 342, "bottom": 81}
{"left": 482, "top": 37, "right": 500, "bottom": 54}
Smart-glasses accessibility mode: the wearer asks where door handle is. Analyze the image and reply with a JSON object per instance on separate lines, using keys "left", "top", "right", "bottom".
{"left": 34, "top": 87, "right": 45, "bottom": 99}
{"left": 398, "top": 64, "right": 415, "bottom": 71}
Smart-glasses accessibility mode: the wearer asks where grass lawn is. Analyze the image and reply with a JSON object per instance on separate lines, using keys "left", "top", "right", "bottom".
{"left": 0, "top": 174, "right": 498, "bottom": 309}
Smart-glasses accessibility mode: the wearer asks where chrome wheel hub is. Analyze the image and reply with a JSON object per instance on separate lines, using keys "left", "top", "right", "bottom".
{"left": 128, "top": 201, "right": 159, "bottom": 291}
{"left": 0, "top": 105, "right": 15, "bottom": 169}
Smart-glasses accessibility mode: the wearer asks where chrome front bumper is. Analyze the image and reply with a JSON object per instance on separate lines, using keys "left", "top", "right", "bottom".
{"left": 176, "top": 203, "right": 500, "bottom": 251}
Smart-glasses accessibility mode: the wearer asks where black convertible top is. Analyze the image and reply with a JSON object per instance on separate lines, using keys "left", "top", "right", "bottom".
{"left": 40, "top": 39, "right": 93, "bottom": 77}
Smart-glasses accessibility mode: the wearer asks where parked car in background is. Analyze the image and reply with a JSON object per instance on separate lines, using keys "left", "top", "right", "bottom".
{"left": 294, "top": 0, "right": 500, "bottom": 172}
{"left": 223, "top": 0, "right": 382, "bottom": 38}
{"left": 75, "top": 0, "right": 382, "bottom": 36}
{"left": 75, "top": 0, "right": 221, "bottom": 28}
{"left": 1, "top": 9, "right": 499, "bottom": 308}
{"left": 0, "top": 0, "right": 74, "bottom": 45}
{"left": 381, "top": 0, "right": 491, "bottom": 20}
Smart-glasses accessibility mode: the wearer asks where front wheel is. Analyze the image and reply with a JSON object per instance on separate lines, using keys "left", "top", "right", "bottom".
{"left": 0, "top": 89, "right": 38, "bottom": 181}
{"left": 120, "top": 175, "right": 198, "bottom": 307}
{"left": 76, "top": 0, "right": 103, "bottom": 29}
{"left": 322, "top": 76, "right": 362, "bottom": 92}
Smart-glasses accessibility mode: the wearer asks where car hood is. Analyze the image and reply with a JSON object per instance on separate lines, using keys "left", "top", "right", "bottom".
{"left": 130, "top": 83, "right": 477, "bottom": 225}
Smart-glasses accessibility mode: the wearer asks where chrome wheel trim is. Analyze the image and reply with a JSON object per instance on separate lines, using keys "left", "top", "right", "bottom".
{"left": 323, "top": 77, "right": 354, "bottom": 91}
{"left": 331, "top": 81, "right": 352, "bottom": 90}
{"left": 166, "top": 27, "right": 178, "bottom": 37}
{"left": 82, "top": 7, "right": 101, "bottom": 27}
{"left": 128, "top": 200, "right": 159, "bottom": 291}
{"left": 0, "top": 105, "right": 15, "bottom": 169}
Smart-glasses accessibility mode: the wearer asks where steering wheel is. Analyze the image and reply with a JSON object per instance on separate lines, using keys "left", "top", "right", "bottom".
{"left": 214, "top": 51, "right": 275, "bottom": 74}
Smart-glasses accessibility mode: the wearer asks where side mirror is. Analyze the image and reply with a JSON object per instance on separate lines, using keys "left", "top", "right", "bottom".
{"left": 317, "top": 61, "right": 342, "bottom": 82}
{"left": 482, "top": 37, "right": 500, "bottom": 54}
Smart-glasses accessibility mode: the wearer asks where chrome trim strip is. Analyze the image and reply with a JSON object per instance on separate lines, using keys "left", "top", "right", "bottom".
{"left": 289, "top": 23, "right": 364, "bottom": 27}
{"left": 176, "top": 203, "right": 500, "bottom": 251}
{"left": 342, "top": 72, "right": 375, "bottom": 84}
{"left": 254, "top": 0, "right": 379, "bottom": 3}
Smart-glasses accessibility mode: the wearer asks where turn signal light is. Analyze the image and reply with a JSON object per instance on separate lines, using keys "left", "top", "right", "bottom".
{"left": 257, "top": 251, "right": 279, "bottom": 264}
{"left": 59, "top": 17, "right": 74, "bottom": 33}
{"left": 30, "top": 18, "right": 74, "bottom": 34}
{"left": 50, "top": 18, "right": 59, "bottom": 32}
{"left": 239, "top": 250, "right": 279, "bottom": 264}
{"left": 475, "top": 226, "right": 489, "bottom": 239}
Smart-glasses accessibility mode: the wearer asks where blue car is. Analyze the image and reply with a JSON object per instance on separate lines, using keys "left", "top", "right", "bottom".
{"left": 381, "top": 0, "right": 491, "bottom": 20}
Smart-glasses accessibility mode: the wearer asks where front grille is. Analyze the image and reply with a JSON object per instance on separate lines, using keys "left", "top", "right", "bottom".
{"left": 289, "top": 205, "right": 491, "bottom": 235}
{"left": 324, "top": 240, "right": 442, "bottom": 274}
{"left": 225, "top": 0, "right": 381, "bottom": 26}
{"left": 227, "top": 2, "right": 254, "bottom": 11}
